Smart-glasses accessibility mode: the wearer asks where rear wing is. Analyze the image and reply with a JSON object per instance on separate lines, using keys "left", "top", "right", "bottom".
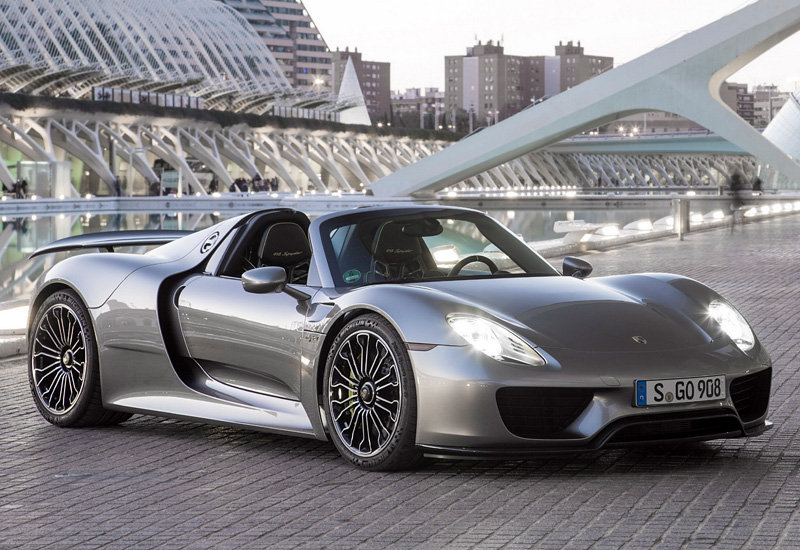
{"left": 30, "top": 230, "right": 192, "bottom": 258}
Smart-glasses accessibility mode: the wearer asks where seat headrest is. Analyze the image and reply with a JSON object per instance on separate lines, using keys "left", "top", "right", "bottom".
{"left": 259, "top": 222, "right": 311, "bottom": 267}
{"left": 372, "top": 222, "right": 422, "bottom": 263}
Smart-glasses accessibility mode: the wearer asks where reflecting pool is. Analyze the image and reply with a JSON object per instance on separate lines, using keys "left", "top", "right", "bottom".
{"left": 0, "top": 197, "right": 785, "bottom": 309}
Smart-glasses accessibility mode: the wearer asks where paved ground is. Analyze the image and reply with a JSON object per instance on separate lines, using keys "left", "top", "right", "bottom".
{"left": 2, "top": 215, "right": 799, "bottom": 550}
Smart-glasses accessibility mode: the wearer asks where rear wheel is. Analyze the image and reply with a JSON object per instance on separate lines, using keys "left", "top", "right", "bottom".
{"left": 29, "top": 290, "right": 131, "bottom": 427}
{"left": 323, "top": 314, "right": 422, "bottom": 470}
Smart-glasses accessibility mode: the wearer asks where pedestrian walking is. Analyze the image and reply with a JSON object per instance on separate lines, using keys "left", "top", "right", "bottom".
{"left": 730, "top": 172, "right": 746, "bottom": 231}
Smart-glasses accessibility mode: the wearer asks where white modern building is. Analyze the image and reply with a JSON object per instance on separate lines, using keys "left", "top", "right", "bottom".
{"left": 0, "top": 0, "right": 345, "bottom": 114}
{"left": 760, "top": 91, "right": 800, "bottom": 188}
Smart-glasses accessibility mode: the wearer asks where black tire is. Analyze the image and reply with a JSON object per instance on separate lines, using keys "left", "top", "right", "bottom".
{"left": 323, "top": 314, "right": 422, "bottom": 470}
{"left": 28, "top": 290, "right": 131, "bottom": 427}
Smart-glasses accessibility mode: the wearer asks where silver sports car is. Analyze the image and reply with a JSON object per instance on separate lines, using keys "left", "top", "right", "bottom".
{"left": 27, "top": 206, "right": 771, "bottom": 470}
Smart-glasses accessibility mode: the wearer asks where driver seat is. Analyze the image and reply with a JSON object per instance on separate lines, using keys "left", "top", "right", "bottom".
{"left": 368, "top": 222, "right": 428, "bottom": 282}
{"left": 257, "top": 222, "right": 311, "bottom": 284}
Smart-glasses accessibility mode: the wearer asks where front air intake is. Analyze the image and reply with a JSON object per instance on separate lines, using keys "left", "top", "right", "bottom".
{"left": 496, "top": 387, "right": 594, "bottom": 438}
{"left": 730, "top": 368, "right": 771, "bottom": 423}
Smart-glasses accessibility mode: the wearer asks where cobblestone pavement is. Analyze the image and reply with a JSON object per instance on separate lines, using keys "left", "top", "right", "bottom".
{"left": 2, "top": 215, "right": 799, "bottom": 550}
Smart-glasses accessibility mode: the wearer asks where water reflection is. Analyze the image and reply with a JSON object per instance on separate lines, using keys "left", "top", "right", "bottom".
{"left": 485, "top": 207, "right": 673, "bottom": 241}
{"left": 0, "top": 212, "right": 226, "bottom": 304}
{"left": 0, "top": 199, "right": 773, "bottom": 306}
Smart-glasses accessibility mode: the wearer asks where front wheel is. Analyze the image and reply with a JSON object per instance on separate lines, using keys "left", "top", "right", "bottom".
{"left": 323, "top": 314, "right": 422, "bottom": 470}
{"left": 28, "top": 290, "right": 131, "bottom": 427}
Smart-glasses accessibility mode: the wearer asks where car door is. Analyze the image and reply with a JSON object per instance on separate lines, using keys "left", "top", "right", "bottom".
{"left": 176, "top": 273, "right": 309, "bottom": 401}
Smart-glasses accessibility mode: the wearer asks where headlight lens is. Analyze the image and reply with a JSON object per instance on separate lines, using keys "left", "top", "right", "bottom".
{"left": 447, "top": 314, "right": 546, "bottom": 366}
{"left": 708, "top": 300, "right": 755, "bottom": 352}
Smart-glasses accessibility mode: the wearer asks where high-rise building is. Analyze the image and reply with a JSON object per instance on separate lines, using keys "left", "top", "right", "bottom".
{"left": 332, "top": 49, "right": 391, "bottom": 124}
{"left": 720, "top": 82, "right": 756, "bottom": 126}
{"left": 445, "top": 40, "right": 612, "bottom": 126}
{"left": 220, "top": 0, "right": 333, "bottom": 92}
{"left": 551, "top": 41, "right": 613, "bottom": 95}
{"left": 752, "top": 84, "right": 789, "bottom": 128}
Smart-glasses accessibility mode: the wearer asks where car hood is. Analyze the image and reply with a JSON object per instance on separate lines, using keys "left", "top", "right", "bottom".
{"left": 415, "top": 276, "right": 713, "bottom": 352}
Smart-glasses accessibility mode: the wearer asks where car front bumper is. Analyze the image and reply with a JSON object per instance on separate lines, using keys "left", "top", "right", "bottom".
{"left": 408, "top": 343, "right": 772, "bottom": 453}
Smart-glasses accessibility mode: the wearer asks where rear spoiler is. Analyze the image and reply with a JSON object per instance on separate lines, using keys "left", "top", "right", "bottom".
{"left": 30, "top": 230, "right": 192, "bottom": 259}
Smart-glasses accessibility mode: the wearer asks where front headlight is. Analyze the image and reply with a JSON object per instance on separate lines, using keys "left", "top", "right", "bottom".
{"left": 708, "top": 300, "right": 755, "bottom": 352}
{"left": 447, "top": 314, "right": 546, "bottom": 366}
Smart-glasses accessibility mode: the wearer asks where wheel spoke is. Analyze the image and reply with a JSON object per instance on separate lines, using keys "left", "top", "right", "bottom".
{"left": 58, "top": 372, "right": 69, "bottom": 410}
{"left": 368, "top": 409, "right": 389, "bottom": 441}
{"left": 374, "top": 381, "right": 399, "bottom": 393}
{"left": 65, "top": 313, "right": 76, "bottom": 350}
{"left": 33, "top": 348, "right": 61, "bottom": 361}
{"left": 34, "top": 342, "right": 61, "bottom": 359}
{"left": 44, "top": 370, "right": 65, "bottom": 408}
{"left": 334, "top": 402, "right": 358, "bottom": 422}
{"left": 366, "top": 341, "right": 388, "bottom": 379}
{"left": 334, "top": 400, "right": 358, "bottom": 422}
{"left": 330, "top": 380, "right": 357, "bottom": 392}
{"left": 363, "top": 410, "right": 374, "bottom": 454}
{"left": 375, "top": 399, "right": 400, "bottom": 420}
{"left": 331, "top": 394, "right": 358, "bottom": 406}
{"left": 34, "top": 359, "right": 61, "bottom": 375}
{"left": 356, "top": 335, "right": 369, "bottom": 378}
{"left": 373, "top": 366, "right": 398, "bottom": 386}
{"left": 55, "top": 309, "right": 68, "bottom": 348}
{"left": 68, "top": 359, "right": 85, "bottom": 376}
{"left": 344, "top": 407, "right": 363, "bottom": 439}
{"left": 331, "top": 365, "right": 359, "bottom": 386}
{"left": 339, "top": 340, "right": 361, "bottom": 378}
{"left": 40, "top": 320, "right": 62, "bottom": 350}
{"left": 66, "top": 371, "right": 79, "bottom": 398}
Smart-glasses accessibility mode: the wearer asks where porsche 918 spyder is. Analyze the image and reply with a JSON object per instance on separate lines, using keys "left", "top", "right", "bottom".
{"left": 27, "top": 206, "right": 772, "bottom": 470}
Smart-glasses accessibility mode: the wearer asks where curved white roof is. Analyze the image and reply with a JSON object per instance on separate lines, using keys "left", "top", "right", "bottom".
{"left": 0, "top": 0, "right": 298, "bottom": 112}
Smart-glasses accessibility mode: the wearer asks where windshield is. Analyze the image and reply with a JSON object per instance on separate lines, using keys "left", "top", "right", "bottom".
{"left": 320, "top": 210, "right": 559, "bottom": 287}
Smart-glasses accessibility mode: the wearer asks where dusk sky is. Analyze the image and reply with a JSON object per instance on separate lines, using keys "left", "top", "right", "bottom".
{"left": 302, "top": 0, "right": 800, "bottom": 92}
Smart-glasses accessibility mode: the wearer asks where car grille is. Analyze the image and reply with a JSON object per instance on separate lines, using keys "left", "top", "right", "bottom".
{"left": 496, "top": 387, "right": 594, "bottom": 438}
{"left": 605, "top": 410, "right": 742, "bottom": 444}
{"left": 730, "top": 368, "right": 771, "bottom": 423}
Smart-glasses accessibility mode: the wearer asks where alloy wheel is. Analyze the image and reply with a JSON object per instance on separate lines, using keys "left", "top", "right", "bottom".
{"left": 31, "top": 303, "right": 87, "bottom": 415}
{"left": 327, "top": 329, "right": 402, "bottom": 457}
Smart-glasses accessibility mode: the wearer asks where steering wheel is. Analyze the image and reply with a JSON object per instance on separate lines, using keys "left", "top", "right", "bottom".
{"left": 448, "top": 255, "right": 499, "bottom": 277}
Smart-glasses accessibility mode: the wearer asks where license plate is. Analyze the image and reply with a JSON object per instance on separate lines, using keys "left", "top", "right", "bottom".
{"left": 635, "top": 375, "right": 726, "bottom": 406}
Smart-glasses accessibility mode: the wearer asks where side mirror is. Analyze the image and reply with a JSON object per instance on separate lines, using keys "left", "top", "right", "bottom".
{"left": 242, "top": 266, "right": 310, "bottom": 301}
{"left": 562, "top": 256, "right": 593, "bottom": 279}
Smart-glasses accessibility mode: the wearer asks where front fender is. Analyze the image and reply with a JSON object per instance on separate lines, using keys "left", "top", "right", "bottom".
{"left": 311, "top": 284, "right": 482, "bottom": 347}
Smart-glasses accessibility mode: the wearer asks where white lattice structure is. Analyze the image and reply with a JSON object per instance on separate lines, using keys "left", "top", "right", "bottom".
{"left": 0, "top": 0, "right": 310, "bottom": 113}
{"left": 0, "top": 104, "right": 756, "bottom": 198}
{"left": 0, "top": 106, "right": 451, "bottom": 195}
{"left": 440, "top": 151, "right": 755, "bottom": 192}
